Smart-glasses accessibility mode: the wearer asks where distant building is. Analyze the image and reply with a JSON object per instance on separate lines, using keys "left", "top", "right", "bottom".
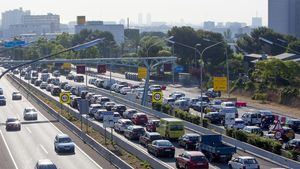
{"left": 138, "top": 13, "right": 143, "bottom": 25}
{"left": 268, "top": 0, "right": 300, "bottom": 38}
{"left": 203, "top": 21, "right": 215, "bottom": 31}
{"left": 151, "top": 22, "right": 167, "bottom": 26}
{"left": 252, "top": 17, "right": 262, "bottom": 28}
{"left": 146, "top": 13, "right": 151, "bottom": 26}
{"left": 1, "top": 7, "right": 30, "bottom": 30}
{"left": 74, "top": 18, "right": 124, "bottom": 45}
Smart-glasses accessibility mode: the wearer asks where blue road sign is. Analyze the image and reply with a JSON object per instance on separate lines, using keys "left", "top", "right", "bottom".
{"left": 174, "top": 66, "right": 184, "bottom": 73}
{"left": 4, "top": 40, "right": 26, "bottom": 48}
{"left": 78, "top": 99, "right": 89, "bottom": 114}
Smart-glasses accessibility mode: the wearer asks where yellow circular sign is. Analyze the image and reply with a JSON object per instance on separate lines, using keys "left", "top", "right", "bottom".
{"left": 59, "top": 92, "right": 70, "bottom": 104}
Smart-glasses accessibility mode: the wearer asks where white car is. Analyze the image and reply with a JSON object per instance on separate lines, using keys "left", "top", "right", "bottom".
{"left": 23, "top": 107, "right": 38, "bottom": 120}
{"left": 120, "top": 87, "right": 131, "bottom": 95}
{"left": 228, "top": 118, "right": 246, "bottom": 130}
{"left": 12, "top": 91, "right": 22, "bottom": 100}
{"left": 40, "top": 82, "right": 48, "bottom": 89}
{"left": 114, "top": 119, "right": 133, "bottom": 133}
{"left": 228, "top": 156, "right": 259, "bottom": 169}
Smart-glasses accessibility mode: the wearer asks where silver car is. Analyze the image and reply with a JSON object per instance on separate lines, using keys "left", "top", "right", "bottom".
{"left": 54, "top": 134, "right": 75, "bottom": 153}
{"left": 35, "top": 159, "right": 57, "bottom": 169}
{"left": 23, "top": 107, "right": 38, "bottom": 120}
{"left": 12, "top": 91, "right": 22, "bottom": 100}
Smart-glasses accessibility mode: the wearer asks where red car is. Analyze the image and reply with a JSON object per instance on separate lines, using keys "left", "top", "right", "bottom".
{"left": 146, "top": 119, "right": 160, "bottom": 132}
{"left": 132, "top": 113, "right": 148, "bottom": 125}
{"left": 175, "top": 151, "right": 209, "bottom": 169}
{"left": 235, "top": 101, "right": 247, "bottom": 108}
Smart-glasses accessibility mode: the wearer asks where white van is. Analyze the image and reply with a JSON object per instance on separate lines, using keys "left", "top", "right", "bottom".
{"left": 241, "top": 112, "right": 262, "bottom": 126}
{"left": 219, "top": 107, "right": 238, "bottom": 118}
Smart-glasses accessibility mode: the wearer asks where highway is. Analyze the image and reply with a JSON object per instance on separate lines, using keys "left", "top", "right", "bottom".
{"left": 0, "top": 75, "right": 115, "bottom": 169}
{"left": 16, "top": 71, "right": 282, "bottom": 169}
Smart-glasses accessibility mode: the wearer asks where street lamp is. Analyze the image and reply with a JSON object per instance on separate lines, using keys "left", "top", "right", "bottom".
{"left": 0, "top": 38, "right": 104, "bottom": 79}
{"left": 259, "top": 37, "right": 300, "bottom": 55}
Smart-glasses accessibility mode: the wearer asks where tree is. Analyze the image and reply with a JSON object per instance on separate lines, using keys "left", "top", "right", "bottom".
{"left": 56, "top": 32, "right": 73, "bottom": 48}
{"left": 287, "top": 40, "right": 300, "bottom": 54}
{"left": 138, "top": 36, "right": 165, "bottom": 57}
{"left": 141, "top": 32, "right": 166, "bottom": 38}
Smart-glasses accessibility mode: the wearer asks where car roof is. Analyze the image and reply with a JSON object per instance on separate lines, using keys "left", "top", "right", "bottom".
{"left": 119, "top": 119, "right": 131, "bottom": 122}
{"left": 238, "top": 156, "right": 255, "bottom": 160}
{"left": 131, "top": 125, "right": 144, "bottom": 129}
{"left": 7, "top": 117, "right": 18, "bottom": 120}
{"left": 38, "top": 159, "right": 54, "bottom": 165}
{"left": 184, "top": 133, "right": 200, "bottom": 137}
{"left": 289, "top": 119, "right": 300, "bottom": 122}
{"left": 161, "top": 118, "right": 182, "bottom": 122}
{"left": 56, "top": 133, "right": 70, "bottom": 138}
{"left": 156, "top": 139, "right": 171, "bottom": 143}
{"left": 235, "top": 118, "right": 244, "bottom": 121}
{"left": 135, "top": 112, "right": 146, "bottom": 116}
{"left": 245, "top": 126, "right": 260, "bottom": 129}
{"left": 147, "top": 132, "right": 161, "bottom": 136}
{"left": 186, "top": 151, "right": 205, "bottom": 156}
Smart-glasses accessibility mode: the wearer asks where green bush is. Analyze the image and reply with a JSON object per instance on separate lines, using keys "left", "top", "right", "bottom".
{"left": 152, "top": 102, "right": 162, "bottom": 111}
{"left": 252, "top": 92, "right": 267, "bottom": 103}
{"left": 244, "top": 81, "right": 255, "bottom": 91}
{"left": 202, "top": 118, "right": 210, "bottom": 128}
{"left": 280, "top": 87, "right": 299, "bottom": 104}
{"left": 161, "top": 104, "right": 172, "bottom": 114}
{"left": 174, "top": 109, "right": 200, "bottom": 125}
{"left": 234, "top": 130, "right": 248, "bottom": 142}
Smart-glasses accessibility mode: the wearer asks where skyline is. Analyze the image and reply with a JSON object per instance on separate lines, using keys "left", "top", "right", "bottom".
{"left": 0, "top": 0, "right": 268, "bottom": 26}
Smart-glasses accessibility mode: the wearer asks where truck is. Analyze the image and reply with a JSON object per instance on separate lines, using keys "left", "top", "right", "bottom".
{"left": 197, "top": 134, "right": 236, "bottom": 162}
{"left": 157, "top": 118, "right": 185, "bottom": 139}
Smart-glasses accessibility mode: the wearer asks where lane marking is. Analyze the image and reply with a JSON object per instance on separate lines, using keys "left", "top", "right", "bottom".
{"left": 0, "top": 130, "right": 19, "bottom": 169}
{"left": 39, "top": 144, "right": 48, "bottom": 154}
{"left": 25, "top": 127, "right": 32, "bottom": 134}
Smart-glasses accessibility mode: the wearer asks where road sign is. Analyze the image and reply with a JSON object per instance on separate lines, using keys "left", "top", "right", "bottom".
{"left": 78, "top": 99, "right": 89, "bottom": 114}
{"left": 152, "top": 91, "right": 163, "bottom": 103}
{"left": 76, "top": 65, "right": 86, "bottom": 74}
{"left": 62, "top": 63, "right": 71, "bottom": 69}
{"left": 97, "top": 64, "right": 106, "bottom": 74}
{"left": 213, "top": 77, "right": 228, "bottom": 91}
{"left": 103, "top": 111, "right": 114, "bottom": 128}
{"left": 174, "top": 66, "right": 184, "bottom": 73}
{"left": 59, "top": 92, "right": 71, "bottom": 104}
{"left": 4, "top": 40, "right": 26, "bottom": 48}
{"left": 138, "top": 67, "right": 147, "bottom": 79}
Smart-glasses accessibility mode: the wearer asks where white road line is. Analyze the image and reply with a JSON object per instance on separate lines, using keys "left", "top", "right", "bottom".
{"left": 0, "top": 130, "right": 19, "bottom": 169}
{"left": 38, "top": 109, "right": 103, "bottom": 169}
{"left": 25, "top": 127, "right": 32, "bottom": 134}
{"left": 39, "top": 144, "right": 48, "bottom": 154}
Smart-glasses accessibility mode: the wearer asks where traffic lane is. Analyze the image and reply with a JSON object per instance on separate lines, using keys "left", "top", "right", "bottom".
{"left": 2, "top": 76, "right": 104, "bottom": 169}
{"left": 35, "top": 74, "right": 281, "bottom": 169}
{"left": 31, "top": 74, "right": 224, "bottom": 169}
{"left": 0, "top": 130, "right": 18, "bottom": 169}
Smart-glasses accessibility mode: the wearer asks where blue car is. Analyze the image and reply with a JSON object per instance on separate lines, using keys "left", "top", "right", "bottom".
{"left": 0, "top": 95, "right": 6, "bottom": 106}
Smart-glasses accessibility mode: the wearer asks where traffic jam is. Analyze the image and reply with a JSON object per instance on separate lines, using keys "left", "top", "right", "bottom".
{"left": 11, "top": 66, "right": 300, "bottom": 169}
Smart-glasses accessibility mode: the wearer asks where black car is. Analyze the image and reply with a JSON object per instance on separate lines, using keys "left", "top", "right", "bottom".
{"left": 124, "top": 125, "right": 145, "bottom": 140}
{"left": 178, "top": 133, "right": 200, "bottom": 150}
{"left": 70, "top": 96, "right": 81, "bottom": 109}
{"left": 286, "top": 119, "right": 300, "bottom": 132}
{"left": 31, "top": 77, "right": 38, "bottom": 84}
{"left": 147, "top": 140, "right": 175, "bottom": 158}
{"left": 0, "top": 95, "right": 6, "bottom": 106}
{"left": 112, "top": 104, "right": 127, "bottom": 116}
{"left": 139, "top": 132, "right": 162, "bottom": 147}
{"left": 6, "top": 117, "right": 21, "bottom": 131}
{"left": 34, "top": 80, "right": 43, "bottom": 87}
{"left": 59, "top": 82, "right": 68, "bottom": 90}
{"left": 204, "top": 112, "right": 222, "bottom": 124}
{"left": 51, "top": 87, "right": 61, "bottom": 96}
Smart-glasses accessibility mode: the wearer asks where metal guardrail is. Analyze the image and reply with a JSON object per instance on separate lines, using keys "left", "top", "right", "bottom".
{"left": 86, "top": 85, "right": 300, "bottom": 169}
{"left": 7, "top": 75, "right": 133, "bottom": 169}
{"left": 10, "top": 75, "right": 173, "bottom": 169}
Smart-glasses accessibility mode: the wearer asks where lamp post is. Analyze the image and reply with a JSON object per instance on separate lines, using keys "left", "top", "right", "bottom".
{"left": 0, "top": 38, "right": 104, "bottom": 79}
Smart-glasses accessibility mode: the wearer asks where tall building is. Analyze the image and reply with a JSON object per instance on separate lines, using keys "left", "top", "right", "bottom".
{"left": 252, "top": 17, "right": 262, "bottom": 28}
{"left": 75, "top": 18, "right": 124, "bottom": 45}
{"left": 1, "top": 7, "right": 30, "bottom": 30}
{"left": 146, "top": 13, "right": 151, "bottom": 26}
{"left": 138, "top": 13, "right": 143, "bottom": 25}
{"left": 268, "top": 0, "right": 300, "bottom": 38}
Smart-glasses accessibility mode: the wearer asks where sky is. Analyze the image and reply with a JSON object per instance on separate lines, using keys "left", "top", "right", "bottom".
{"left": 0, "top": 0, "right": 268, "bottom": 25}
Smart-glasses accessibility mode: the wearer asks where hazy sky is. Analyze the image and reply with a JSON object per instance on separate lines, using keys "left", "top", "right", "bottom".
{"left": 0, "top": 0, "right": 268, "bottom": 25}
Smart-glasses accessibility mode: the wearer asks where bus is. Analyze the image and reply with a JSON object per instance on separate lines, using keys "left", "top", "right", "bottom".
{"left": 157, "top": 118, "right": 184, "bottom": 139}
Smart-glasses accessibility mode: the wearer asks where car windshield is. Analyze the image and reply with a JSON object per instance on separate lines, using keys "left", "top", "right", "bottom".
{"left": 189, "top": 136, "right": 200, "bottom": 141}
{"left": 170, "top": 125, "right": 184, "bottom": 131}
{"left": 150, "top": 135, "right": 162, "bottom": 140}
{"left": 236, "top": 120, "right": 244, "bottom": 124}
{"left": 157, "top": 141, "right": 172, "bottom": 147}
{"left": 133, "top": 128, "right": 144, "bottom": 133}
{"left": 191, "top": 156, "right": 207, "bottom": 162}
{"left": 244, "top": 159, "right": 258, "bottom": 164}
{"left": 293, "top": 121, "right": 300, "bottom": 125}
{"left": 124, "top": 121, "right": 133, "bottom": 125}
{"left": 59, "top": 137, "right": 72, "bottom": 143}
{"left": 26, "top": 108, "right": 36, "bottom": 112}
{"left": 0, "top": 96, "right": 5, "bottom": 99}
{"left": 7, "top": 118, "right": 18, "bottom": 122}
{"left": 38, "top": 165, "right": 57, "bottom": 169}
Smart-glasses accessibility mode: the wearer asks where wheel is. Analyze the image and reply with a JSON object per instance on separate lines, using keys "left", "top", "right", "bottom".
{"left": 175, "top": 160, "right": 180, "bottom": 169}
{"left": 154, "top": 150, "right": 159, "bottom": 157}
{"left": 185, "top": 164, "right": 188, "bottom": 169}
{"left": 228, "top": 164, "right": 232, "bottom": 169}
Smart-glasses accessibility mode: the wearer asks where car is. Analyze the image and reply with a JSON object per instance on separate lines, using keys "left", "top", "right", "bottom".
{"left": 66, "top": 73, "right": 74, "bottom": 80}
{"left": 163, "top": 97, "right": 176, "bottom": 106}
{"left": 59, "top": 82, "right": 68, "bottom": 90}
{"left": 204, "top": 112, "right": 222, "bottom": 124}
{"left": 283, "top": 139, "right": 300, "bottom": 151}
{"left": 169, "top": 92, "right": 185, "bottom": 100}
{"left": 0, "top": 95, "right": 7, "bottom": 106}
{"left": 0, "top": 87, "right": 3, "bottom": 95}
{"left": 64, "top": 84, "right": 72, "bottom": 91}
{"left": 23, "top": 107, "right": 38, "bottom": 120}
{"left": 80, "top": 90, "right": 88, "bottom": 99}
{"left": 228, "top": 118, "right": 246, "bottom": 130}
{"left": 51, "top": 78, "right": 60, "bottom": 86}
{"left": 228, "top": 156, "right": 259, "bottom": 169}
{"left": 123, "top": 109, "right": 138, "bottom": 119}
{"left": 6, "top": 117, "right": 21, "bottom": 131}
{"left": 97, "top": 96, "right": 110, "bottom": 105}
{"left": 88, "top": 78, "right": 97, "bottom": 85}
{"left": 12, "top": 91, "right": 22, "bottom": 100}
{"left": 53, "top": 70, "right": 60, "bottom": 77}
{"left": 113, "top": 112, "right": 121, "bottom": 123}
{"left": 281, "top": 127, "right": 295, "bottom": 141}
{"left": 178, "top": 133, "right": 200, "bottom": 150}
{"left": 94, "top": 109, "right": 112, "bottom": 121}
{"left": 139, "top": 132, "right": 162, "bottom": 147}
{"left": 91, "top": 94, "right": 102, "bottom": 104}
{"left": 35, "top": 159, "right": 57, "bottom": 169}
{"left": 174, "top": 100, "right": 190, "bottom": 112}
{"left": 54, "top": 134, "right": 75, "bottom": 153}
{"left": 258, "top": 110, "right": 275, "bottom": 129}
{"left": 243, "top": 126, "right": 263, "bottom": 136}
{"left": 89, "top": 104, "right": 103, "bottom": 117}
{"left": 120, "top": 87, "right": 131, "bottom": 95}
{"left": 46, "top": 84, "right": 54, "bottom": 92}
{"left": 241, "top": 112, "right": 262, "bottom": 126}
{"left": 221, "top": 101, "right": 236, "bottom": 108}
{"left": 192, "top": 101, "right": 209, "bottom": 112}
{"left": 34, "top": 80, "right": 43, "bottom": 87}
{"left": 147, "top": 140, "right": 175, "bottom": 158}
{"left": 175, "top": 151, "right": 209, "bottom": 169}
{"left": 111, "top": 104, "right": 127, "bottom": 115}
{"left": 51, "top": 86, "right": 61, "bottom": 96}
{"left": 31, "top": 77, "right": 38, "bottom": 84}
{"left": 114, "top": 119, "right": 133, "bottom": 133}
{"left": 104, "top": 102, "right": 116, "bottom": 111}
{"left": 146, "top": 119, "right": 160, "bottom": 132}
{"left": 286, "top": 119, "right": 300, "bottom": 132}
{"left": 124, "top": 125, "right": 145, "bottom": 140}
{"left": 70, "top": 96, "right": 81, "bottom": 109}
{"left": 132, "top": 112, "right": 148, "bottom": 125}
{"left": 74, "top": 75, "right": 84, "bottom": 82}
{"left": 40, "top": 82, "right": 48, "bottom": 89}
